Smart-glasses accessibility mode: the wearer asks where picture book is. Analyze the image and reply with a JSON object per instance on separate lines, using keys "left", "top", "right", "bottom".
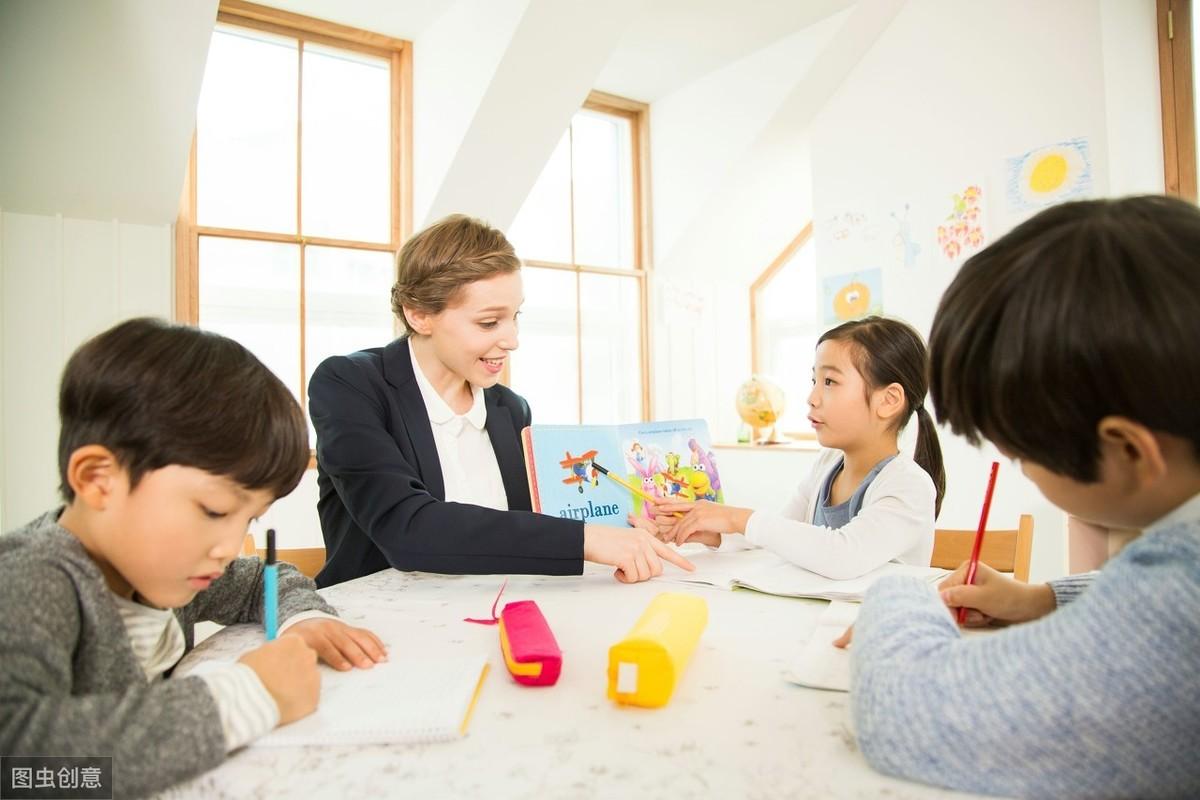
{"left": 521, "top": 418, "right": 724, "bottom": 526}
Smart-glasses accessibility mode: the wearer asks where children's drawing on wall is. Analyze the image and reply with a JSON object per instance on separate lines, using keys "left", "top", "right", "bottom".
{"left": 823, "top": 210, "right": 872, "bottom": 244}
{"left": 1005, "top": 137, "right": 1093, "bottom": 212}
{"left": 937, "top": 185, "right": 985, "bottom": 262}
{"left": 816, "top": 208, "right": 885, "bottom": 272}
{"left": 664, "top": 285, "right": 706, "bottom": 316}
{"left": 821, "top": 269, "right": 883, "bottom": 326}
{"left": 890, "top": 203, "right": 922, "bottom": 268}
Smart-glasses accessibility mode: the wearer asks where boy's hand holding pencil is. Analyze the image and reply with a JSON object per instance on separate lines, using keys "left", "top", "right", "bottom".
{"left": 938, "top": 562, "right": 1057, "bottom": 627}
{"left": 834, "top": 561, "right": 1060, "bottom": 649}
{"left": 239, "top": 636, "right": 321, "bottom": 725}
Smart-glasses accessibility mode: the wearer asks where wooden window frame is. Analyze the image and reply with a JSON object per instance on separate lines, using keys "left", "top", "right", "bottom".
{"left": 174, "top": 0, "right": 413, "bottom": 455}
{"left": 1159, "top": 0, "right": 1197, "bottom": 200}
{"left": 512, "top": 90, "right": 654, "bottom": 421}
{"left": 748, "top": 222, "right": 816, "bottom": 441}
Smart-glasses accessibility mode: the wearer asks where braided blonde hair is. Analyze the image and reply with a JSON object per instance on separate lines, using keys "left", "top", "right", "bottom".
{"left": 390, "top": 214, "right": 521, "bottom": 335}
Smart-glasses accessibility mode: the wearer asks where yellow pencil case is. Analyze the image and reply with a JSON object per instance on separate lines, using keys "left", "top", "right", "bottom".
{"left": 606, "top": 593, "right": 708, "bottom": 708}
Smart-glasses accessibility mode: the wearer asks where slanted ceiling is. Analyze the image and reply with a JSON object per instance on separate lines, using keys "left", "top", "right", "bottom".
{"left": 0, "top": 0, "right": 219, "bottom": 224}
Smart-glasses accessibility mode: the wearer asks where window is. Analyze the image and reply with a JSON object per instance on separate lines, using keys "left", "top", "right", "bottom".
{"left": 1159, "top": 0, "right": 1197, "bottom": 200}
{"left": 506, "top": 92, "right": 651, "bottom": 424}
{"left": 175, "top": 1, "right": 412, "bottom": 445}
{"left": 750, "top": 224, "right": 817, "bottom": 438}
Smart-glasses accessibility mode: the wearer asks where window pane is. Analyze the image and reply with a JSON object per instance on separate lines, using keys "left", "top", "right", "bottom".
{"left": 507, "top": 133, "right": 572, "bottom": 264}
{"left": 756, "top": 240, "right": 817, "bottom": 433}
{"left": 571, "top": 110, "right": 635, "bottom": 269}
{"left": 305, "top": 245, "right": 395, "bottom": 440}
{"left": 198, "top": 237, "right": 301, "bottom": 402}
{"left": 197, "top": 26, "right": 297, "bottom": 234}
{"left": 305, "top": 246, "right": 395, "bottom": 382}
{"left": 508, "top": 267, "right": 579, "bottom": 423}
{"left": 579, "top": 274, "right": 641, "bottom": 423}
{"left": 301, "top": 44, "right": 390, "bottom": 243}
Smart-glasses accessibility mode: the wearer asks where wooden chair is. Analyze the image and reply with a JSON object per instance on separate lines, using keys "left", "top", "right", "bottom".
{"left": 932, "top": 514, "right": 1034, "bottom": 582}
{"left": 240, "top": 534, "right": 327, "bottom": 580}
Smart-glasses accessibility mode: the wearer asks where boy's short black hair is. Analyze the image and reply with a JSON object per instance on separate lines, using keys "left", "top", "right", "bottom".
{"left": 58, "top": 318, "right": 309, "bottom": 501}
{"left": 929, "top": 195, "right": 1200, "bottom": 482}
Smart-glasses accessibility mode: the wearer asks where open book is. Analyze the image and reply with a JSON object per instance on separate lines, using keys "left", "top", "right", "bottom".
{"left": 667, "top": 547, "right": 948, "bottom": 602}
{"left": 522, "top": 418, "right": 723, "bottom": 526}
{"left": 250, "top": 653, "right": 490, "bottom": 747}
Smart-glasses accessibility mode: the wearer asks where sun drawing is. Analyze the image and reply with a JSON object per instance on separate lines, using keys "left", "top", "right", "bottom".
{"left": 1017, "top": 143, "right": 1087, "bottom": 204}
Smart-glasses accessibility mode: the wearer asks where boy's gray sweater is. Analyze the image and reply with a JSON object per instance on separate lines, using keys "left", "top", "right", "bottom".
{"left": 851, "top": 515, "right": 1200, "bottom": 799}
{"left": 0, "top": 510, "right": 337, "bottom": 798}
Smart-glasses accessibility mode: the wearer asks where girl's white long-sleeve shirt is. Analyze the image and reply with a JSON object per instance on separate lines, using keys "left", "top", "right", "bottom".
{"left": 732, "top": 448, "right": 935, "bottom": 580}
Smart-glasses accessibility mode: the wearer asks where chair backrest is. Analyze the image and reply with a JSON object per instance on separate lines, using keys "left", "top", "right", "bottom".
{"left": 240, "top": 535, "right": 326, "bottom": 580}
{"left": 932, "top": 514, "right": 1034, "bottom": 583}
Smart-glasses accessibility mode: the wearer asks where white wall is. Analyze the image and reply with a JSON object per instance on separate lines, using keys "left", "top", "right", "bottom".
{"left": 1101, "top": 0, "right": 1164, "bottom": 195}
{"left": 644, "top": 0, "right": 1163, "bottom": 583}
{"left": 800, "top": 0, "right": 1163, "bottom": 581}
{"left": 0, "top": 0, "right": 213, "bottom": 532}
{"left": 0, "top": 211, "right": 172, "bottom": 530}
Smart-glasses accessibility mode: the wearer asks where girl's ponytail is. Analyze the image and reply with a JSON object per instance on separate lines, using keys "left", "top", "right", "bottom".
{"left": 913, "top": 405, "right": 945, "bottom": 517}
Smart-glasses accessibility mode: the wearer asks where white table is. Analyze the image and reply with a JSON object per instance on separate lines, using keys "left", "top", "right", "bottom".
{"left": 158, "top": 566, "right": 986, "bottom": 800}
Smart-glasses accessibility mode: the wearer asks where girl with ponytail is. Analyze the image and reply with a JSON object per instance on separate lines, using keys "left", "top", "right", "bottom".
{"left": 642, "top": 316, "right": 944, "bottom": 580}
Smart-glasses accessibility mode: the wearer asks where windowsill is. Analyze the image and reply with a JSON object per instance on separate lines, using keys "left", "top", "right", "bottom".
{"left": 713, "top": 440, "right": 821, "bottom": 452}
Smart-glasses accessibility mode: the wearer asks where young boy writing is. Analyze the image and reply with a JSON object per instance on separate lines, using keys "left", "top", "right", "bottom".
{"left": 0, "top": 318, "right": 386, "bottom": 797}
{"left": 847, "top": 195, "right": 1200, "bottom": 798}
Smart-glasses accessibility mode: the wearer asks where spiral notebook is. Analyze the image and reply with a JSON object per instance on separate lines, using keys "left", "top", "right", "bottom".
{"left": 251, "top": 654, "right": 491, "bottom": 747}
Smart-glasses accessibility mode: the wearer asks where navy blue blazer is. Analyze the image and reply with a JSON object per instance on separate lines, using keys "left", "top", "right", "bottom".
{"left": 308, "top": 337, "right": 585, "bottom": 587}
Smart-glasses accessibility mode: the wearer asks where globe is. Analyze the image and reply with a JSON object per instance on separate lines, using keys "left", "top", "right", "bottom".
{"left": 736, "top": 376, "right": 787, "bottom": 444}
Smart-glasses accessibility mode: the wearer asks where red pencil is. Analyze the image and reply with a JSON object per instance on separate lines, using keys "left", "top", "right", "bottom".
{"left": 958, "top": 461, "right": 1000, "bottom": 624}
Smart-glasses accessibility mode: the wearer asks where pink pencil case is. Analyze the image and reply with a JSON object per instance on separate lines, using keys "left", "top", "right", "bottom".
{"left": 497, "top": 600, "right": 562, "bottom": 686}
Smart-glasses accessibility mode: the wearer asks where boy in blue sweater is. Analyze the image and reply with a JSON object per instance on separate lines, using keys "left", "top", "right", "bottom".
{"left": 0, "top": 318, "right": 386, "bottom": 797}
{"left": 846, "top": 196, "right": 1200, "bottom": 799}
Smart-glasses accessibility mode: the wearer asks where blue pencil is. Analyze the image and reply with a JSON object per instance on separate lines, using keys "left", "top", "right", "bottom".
{"left": 264, "top": 528, "right": 278, "bottom": 640}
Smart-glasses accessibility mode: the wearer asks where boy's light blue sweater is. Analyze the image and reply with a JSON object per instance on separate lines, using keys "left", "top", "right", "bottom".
{"left": 851, "top": 504, "right": 1200, "bottom": 799}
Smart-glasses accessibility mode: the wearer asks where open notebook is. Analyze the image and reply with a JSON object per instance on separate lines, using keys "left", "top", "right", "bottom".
{"left": 250, "top": 654, "right": 491, "bottom": 747}
{"left": 667, "top": 547, "right": 948, "bottom": 602}
{"left": 787, "top": 601, "right": 995, "bottom": 692}
{"left": 787, "top": 601, "right": 860, "bottom": 692}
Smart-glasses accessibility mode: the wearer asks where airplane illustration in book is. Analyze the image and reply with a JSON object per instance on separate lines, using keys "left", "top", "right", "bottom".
{"left": 560, "top": 450, "right": 600, "bottom": 493}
